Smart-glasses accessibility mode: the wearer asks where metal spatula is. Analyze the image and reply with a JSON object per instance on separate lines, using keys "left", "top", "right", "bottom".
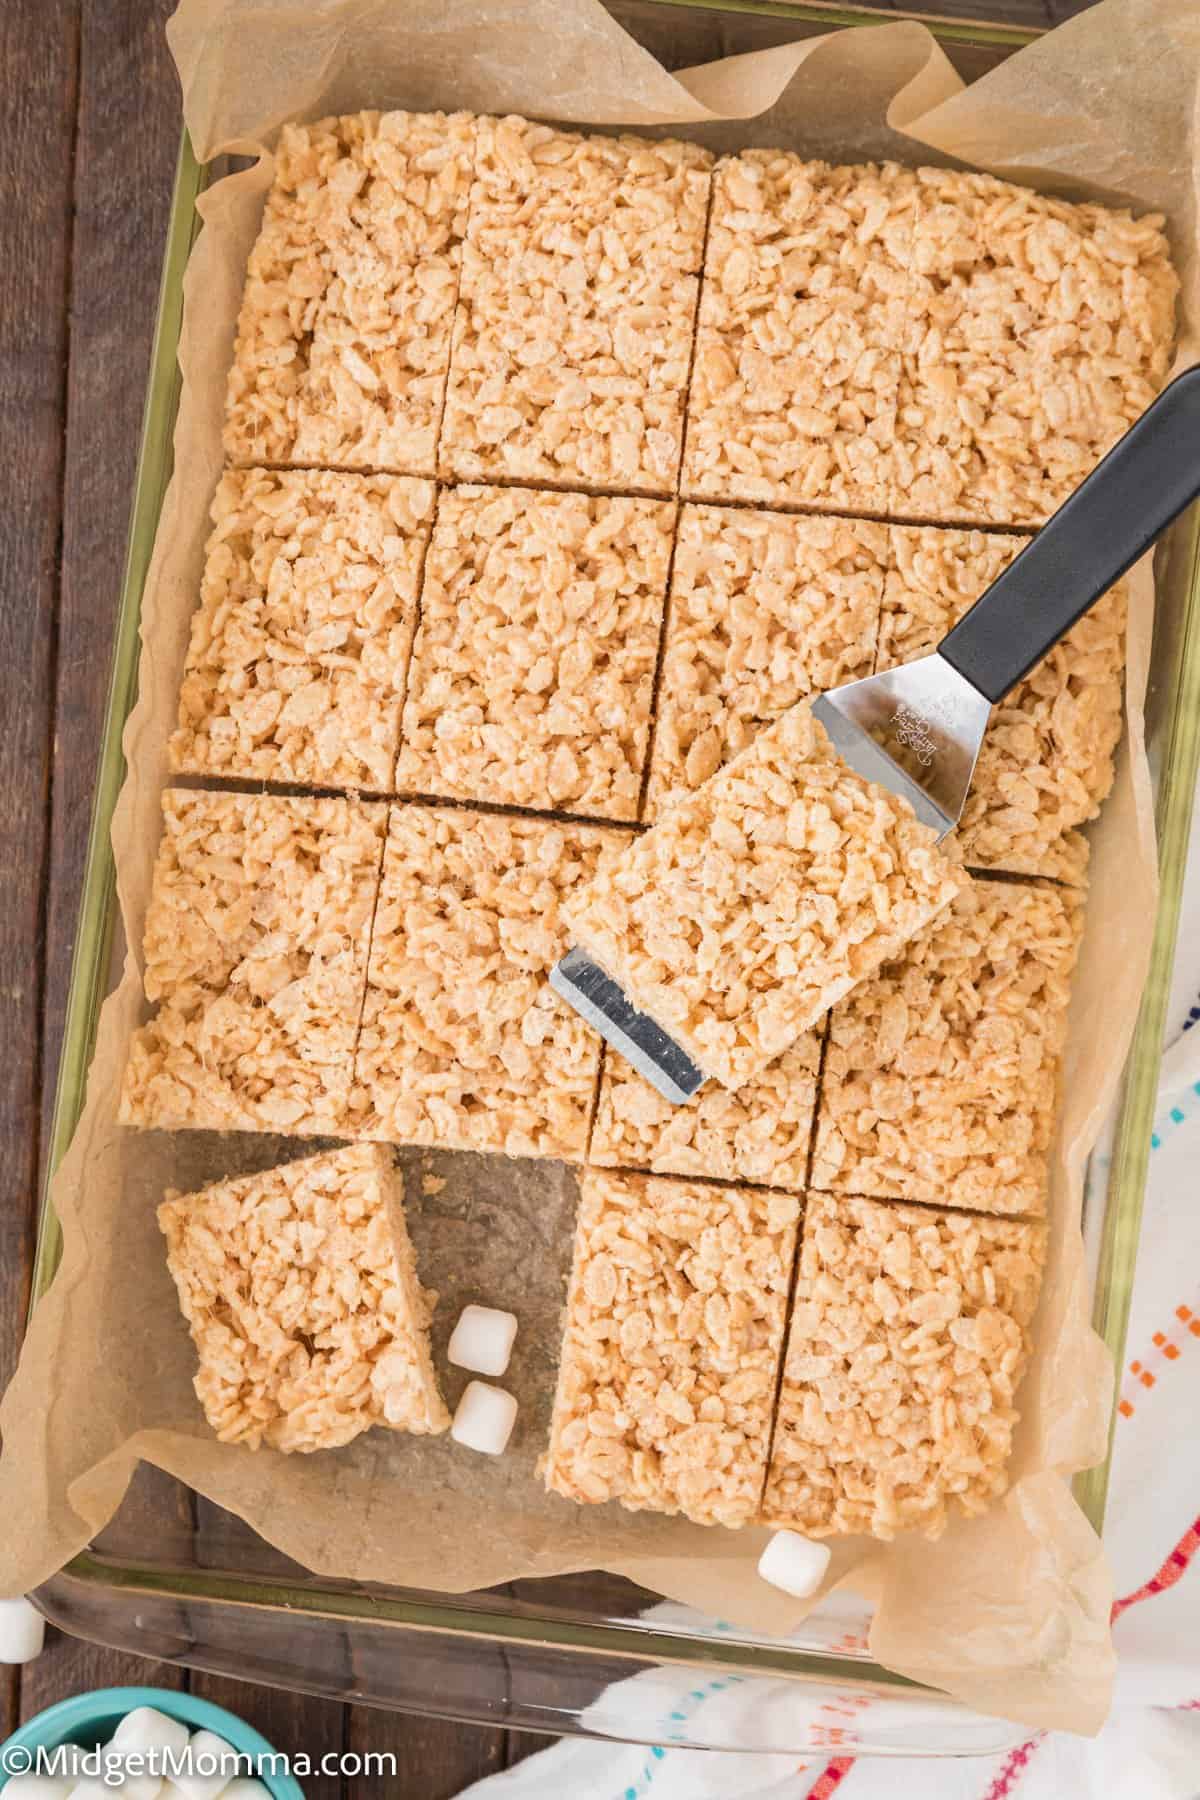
{"left": 553, "top": 365, "right": 1200, "bottom": 1102}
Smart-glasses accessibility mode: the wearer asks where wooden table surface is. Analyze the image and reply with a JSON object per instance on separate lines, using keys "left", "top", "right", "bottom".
{"left": 0, "top": 0, "right": 1096, "bottom": 1791}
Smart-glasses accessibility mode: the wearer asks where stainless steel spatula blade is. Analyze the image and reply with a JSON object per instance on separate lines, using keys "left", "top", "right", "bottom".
{"left": 552, "top": 367, "right": 1200, "bottom": 1103}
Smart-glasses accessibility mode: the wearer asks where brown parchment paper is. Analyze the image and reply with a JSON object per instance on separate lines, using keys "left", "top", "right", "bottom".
{"left": 3, "top": 0, "right": 1199, "bottom": 1736}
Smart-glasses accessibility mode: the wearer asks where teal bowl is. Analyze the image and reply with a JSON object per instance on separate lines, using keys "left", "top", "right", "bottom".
{"left": 0, "top": 1685, "right": 306, "bottom": 1796}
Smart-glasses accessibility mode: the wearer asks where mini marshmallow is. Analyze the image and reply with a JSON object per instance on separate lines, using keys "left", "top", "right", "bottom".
{"left": 202, "top": 1784, "right": 270, "bottom": 1800}
{"left": 111, "top": 1707, "right": 192, "bottom": 1765}
{"left": 167, "top": 1729, "right": 241, "bottom": 1800}
{"left": 448, "top": 1305, "right": 518, "bottom": 1378}
{"left": 0, "top": 1596, "right": 45, "bottom": 1663}
{"left": 757, "top": 1530, "right": 832, "bottom": 1599}
{"left": 451, "top": 1381, "right": 518, "bottom": 1455}
{"left": 5, "top": 1776, "right": 74, "bottom": 1799}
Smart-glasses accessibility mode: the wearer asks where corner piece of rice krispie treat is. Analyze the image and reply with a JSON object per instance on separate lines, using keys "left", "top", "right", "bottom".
{"left": 811, "top": 877, "right": 1084, "bottom": 1216}
{"left": 350, "top": 805, "right": 631, "bottom": 1159}
{"left": 563, "top": 704, "right": 968, "bottom": 1092}
{"left": 683, "top": 155, "right": 919, "bottom": 514}
{"left": 224, "top": 110, "right": 476, "bottom": 475}
{"left": 896, "top": 169, "right": 1177, "bottom": 527}
{"left": 159, "top": 1144, "right": 449, "bottom": 1453}
{"left": 645, "top": 506, "right": 887, "bottom": 818}
{"left": 544, "top": 1169, "right": 799, "bottom": 1527}
{"left": 882, "top": 524, "right": 1124, "bottom": 881}
{"left": 762, "top": 1193, "right": 1045, "bottom": 1539}
{"left": 440, "top": 117, "right": 711, "bottom": 495}
{"left": 396, "top": 486, "right": 674, "bottom": 819}
{"left": 120, "top": 790, "right": 386, "bottom": 1136}
{"left": 170, "top": 468, "right": 435, "bottom": 792}
{"left": 590, "top": 1029, "right": 822, "bottom": 1191}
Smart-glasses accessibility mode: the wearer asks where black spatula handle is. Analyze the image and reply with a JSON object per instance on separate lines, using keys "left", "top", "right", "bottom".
{"left": 939, "top": 365, "right": 1200, "bottom": 705}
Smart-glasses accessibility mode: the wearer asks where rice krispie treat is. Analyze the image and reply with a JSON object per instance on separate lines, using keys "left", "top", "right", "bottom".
{"left": 897, "top": 170, "right": 1177, "bottom": 528}
{"left": 563, "top": 704, "right": 968, "bottom": 1092}
{"left": 120, "top": 791, "right": 386, "bottom": 1136}
{"left": 351, "top": 806, "right": 630, "bottom": 1158}
{"left": 812, "top": 877, "right": 1083, "bottom": 1216}
{"left": 881, "top": 524, "right": 1125, "bottom": 881}
{"left": 645, "top": 507, "right": 887, "bottom": 818}
{"left": 170, "top": 469, "right": 435, "bottom": 792}
{"left": 762, "top": 1193, "right": 1045, "bottom": 1538}
{"left": 396, "top": 487, "right": 674, "bottom": 818}
{"left": 224, "top": 111, "right": 475, "bottom": 474}
{"left": 544, "top": 1170, "right": 799, "bottom": 1527}
{"left": 590, "top": 1030, "right": 822, "bottom": 1190}
{"left": 440, "top": 118, "right": 711, "bottom": 494}
{"left": 683, "top": 155, "right": 919, "bottom": 514}
{"left": 159, "top": 1144, "right": 449, "bottom": 1453}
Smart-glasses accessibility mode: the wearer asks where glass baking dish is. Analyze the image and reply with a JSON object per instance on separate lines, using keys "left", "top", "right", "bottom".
{"left": 25, "top": 0, "right": 1200, "bottom": 1758}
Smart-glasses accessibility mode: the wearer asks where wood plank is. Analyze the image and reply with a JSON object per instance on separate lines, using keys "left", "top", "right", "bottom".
{"left": 349, "top": 1709, "right": 505, "bottom": 1798}
{"left": 189, "top": 1673, "right": 349, "bottom": 1800}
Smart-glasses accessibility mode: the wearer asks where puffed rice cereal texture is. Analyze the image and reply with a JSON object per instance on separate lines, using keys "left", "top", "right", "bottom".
{"left": 811, "top": 877, "right": 1083, "bottom": 1216}
{"left": 350, "top": 805, "right": 631, "bottom": 1158}
{"left": 440, "top": 118, "right": 711, "bottom": 495}
{"left": 396, "top": 486, "right": 673, "bottom": 818}
{"left": 896, "top": 169, "right": 1178, "bottom": 527}
{"left": 762, "top": 1192, "right": 1045, "bottom": 1539}
{"left": 880, "top": 525, "right": 1124, "bottom": 882}
{"left": 170, "top": 468, "right": 435, "bottom": 792}
{"left": 590, "top": 1030, "right": 822, "bottom": 1191}
{"left": 224, "top": 111, "right": 475, "bottom": 475}
{"left": 120, "top": 790, "right": 386, "bottom": 1136}
{"left": 563, "top": 704, "right": 968, "bottom": 1092}
{"left": 645, "top": 506, "right": 887, "bottom": 818}
{"left": 544, "top": 1169, "right": 799, "bottom": 1527}
{"left": 159, "top": 1144, "right": 449, "bottom": 1453}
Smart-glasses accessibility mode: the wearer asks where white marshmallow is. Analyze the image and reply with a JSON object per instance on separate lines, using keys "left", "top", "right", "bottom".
{"left": 0, "top": 1596, "right": 45, "bottom": 1663}
{"left": 4, "top": 1776, "right": 74, "bottom": 1798}
{"left": 451, "top": 1381, "right": 518, "bottom": 1455}
{"left": 166, "top": 1729, "right": 241, "bottom": 1800}
{"left": 448, "top": 1305, "right": 518, "bottom": 1378}
{"left": 203, "top": 1784, "right": 270, "bottom": 1800}
{"left": 111, "top": 1707, "right": 192, "bottom": 1766}
{"left": 757, "top": 1530, "right": 832, "bottom": 1599}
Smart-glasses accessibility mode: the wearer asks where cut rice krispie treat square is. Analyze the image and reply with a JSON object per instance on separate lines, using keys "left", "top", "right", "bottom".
{"left": 563, "top": 704, "right": 968, "bottom": 1092}
{"left": 895, "top": 170, "right": 1177, "bottom": 526}
{"left": 170, "top": 469, "right": 435, "bottom": 792}
{"left": 120, "top": 791, "right": 386, "bottom": 1136}
{"left": 396, "top": 486, "right": 673, "bottom": 818}
{"left": 440, "top": 118, "right": 711, "bottom": 495}
{"left": 544, "top": 1169, "right": 799, "bottom": 1527}
{"left": 762, "top": 1193, "right": 1045, "bottom": 1539}
{"left": 811, "top": 877, "right": 1083, "bottom": 1216}
{"left": 645, "top": 506, "right": 887, "bottom": 818}
{"left": 351, "top": 806, "right": 630, "bottom": 1157}
{"left": 881, "top": 524, "right": 1125, "bottom": 881}
{"left": 590, "top": 1029, "right": 822, "bottom": 1190}
{"left": 159, "top": 1144, "right": 449, "bottom": 1453}
{"left": 224, "top": 111, "right": 476, "bottom": 475}
{"left": 683, "top": 155, "right": 919, "bottom": 514}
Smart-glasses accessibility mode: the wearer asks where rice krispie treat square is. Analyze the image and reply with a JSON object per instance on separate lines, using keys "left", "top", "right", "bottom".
{"left": 545, "top": 1169, "right": 799, "bottom": 1527}
{"left": 224, "top": 111, "right": 476, "bottom": 475}
{"left": 159, "top": 1144, "right": 449, "bottom": 1453}
{"left": 440, "top": 118, "right": 711, "bottom": 495}
{"left": 120, "top": 791, "right": 386, "bottom": 1136}
{"left": 170, "top": 469, "right": 435, "bottom": 792}
{"left": 645, "top": 506, "right": 887, "bottom": 818}
{"left": 396, "top": 487, "right": 674, "bottom": 818}
{"left": 881, "top": 524, "right": 1125, "bottom": 881}
{"left": 895, "top": 170, "right": 1177, "bottom": 526}
{"left": 811, "top": 877, "right": 1083, "bottom": 1216}
{"left": 683, "top": 155, "right": 919, "bottom": 514}
{"left": 762, "top": 1193, "right": 1045, "bottom": 1539}
{"left": 351, "top": 806, "right": 630, "bottom": 1158}
{"left": 563, "top": 704, "right": 968, "bottom": 1092}
{"left": 590, "top": 1030, "right": 822, "bottom": 1191}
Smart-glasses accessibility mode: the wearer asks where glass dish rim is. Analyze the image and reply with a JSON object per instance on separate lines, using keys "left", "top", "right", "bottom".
{"left": 27, "top": 0, "right": 1200, "bottom": 1715}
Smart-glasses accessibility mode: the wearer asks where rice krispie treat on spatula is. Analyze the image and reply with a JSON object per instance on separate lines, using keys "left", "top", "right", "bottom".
{"left": 159, "top": 1144, "right": 448, "bottom": 1453}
